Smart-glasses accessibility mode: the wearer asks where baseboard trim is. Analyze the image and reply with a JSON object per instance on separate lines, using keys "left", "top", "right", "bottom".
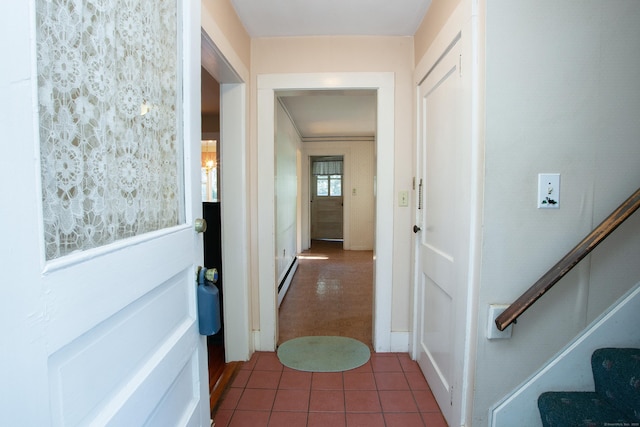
{"left": 390, "top": 332, "right": 410, "bottom": 353}
{"left": 277, "top": 257, "right": 298, "bottom": 308}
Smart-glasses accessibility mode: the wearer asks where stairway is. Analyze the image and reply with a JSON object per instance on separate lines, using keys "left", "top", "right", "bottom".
{"left": 538, "top": 348, "right": 640, "bottom": 426}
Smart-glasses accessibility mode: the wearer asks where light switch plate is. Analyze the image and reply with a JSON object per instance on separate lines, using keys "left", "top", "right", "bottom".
{"left": 538, "top": 173, "right": 560, "bottom": 209}
{"left": 399, "top": 191, "right": 409, "bottom": 207}
{"left": 487, "top": 304, "right": 513, "bottom": 339}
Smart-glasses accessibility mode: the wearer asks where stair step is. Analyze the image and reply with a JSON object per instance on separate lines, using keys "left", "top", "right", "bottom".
{"left": 538, "top": 391, "right": 631, "bottom": 427}
{"left": 592, "top": 348, "right": 640, "bottom": 422}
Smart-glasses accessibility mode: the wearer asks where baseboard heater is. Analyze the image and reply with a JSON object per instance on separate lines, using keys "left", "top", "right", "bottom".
{"left": 277, "top": 256, "right": 298, "bottom": 308}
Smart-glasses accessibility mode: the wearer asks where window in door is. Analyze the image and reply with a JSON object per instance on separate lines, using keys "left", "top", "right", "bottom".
{"left": 316, "top": 174, "right": 342, "bottom": 197}
{"left": 313, "top": 158, "right": 343, "bottom": 197}
{"left": 36, "top": 0, "right": 182, "bottom": 260}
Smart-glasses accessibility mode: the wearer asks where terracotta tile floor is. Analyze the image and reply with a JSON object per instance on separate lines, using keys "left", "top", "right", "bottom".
{"left": 212, "top": 352, "right": 448, "bottom": 427}
{"left": 211, "top": 241, "right": 447, "bottom": 426}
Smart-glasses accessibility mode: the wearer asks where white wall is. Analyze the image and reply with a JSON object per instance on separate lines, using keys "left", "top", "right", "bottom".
{"left": 473, "top": 1, "right": 640, "bottom": 424}
{"left": 302, "top": 140, "right": 375, "bottom": 251}
{"left": 275, "top": 101, "right": 301, "bottom": 283}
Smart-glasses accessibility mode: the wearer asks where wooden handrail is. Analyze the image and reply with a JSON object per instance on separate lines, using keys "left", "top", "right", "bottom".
{"left": 495, "top": 187, "right": 640, "bottom": 331}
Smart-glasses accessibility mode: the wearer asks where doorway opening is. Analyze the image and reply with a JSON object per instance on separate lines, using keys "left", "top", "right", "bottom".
{"left": 274, "top": 90, "right": 375, "bottom": 345}
{"left": 258, "top": 74, "right": 394, "bottom": 352}
{"left": 200, "top": 66, "right": 226, "bottom": 401}
{"left": 200, "top": 27, "right": 250, "bottom": 415}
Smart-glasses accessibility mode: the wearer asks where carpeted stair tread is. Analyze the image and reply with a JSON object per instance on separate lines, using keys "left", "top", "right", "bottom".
{"left": 538, "top": 391, "right": 630, "bottom": 427}
{"left": 592, "top": 348, "right": 640, "bottom": 422}
{"left": 538, "top": 348, "right": 640, "bottom": 426}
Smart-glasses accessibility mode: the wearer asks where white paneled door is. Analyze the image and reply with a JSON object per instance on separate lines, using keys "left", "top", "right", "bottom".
{"left": 415, "top": 23, "right": 473, "bottom": 427}
{"left": 1, "top": 1, "right": 209, "bottom": 426}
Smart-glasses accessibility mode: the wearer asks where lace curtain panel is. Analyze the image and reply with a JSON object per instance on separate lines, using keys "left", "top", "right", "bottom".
{"left": 37, "top": 0, "right": 182, "bottom": 260}
{"left": 312, "top": 160, "right": 343, "bottom": 176}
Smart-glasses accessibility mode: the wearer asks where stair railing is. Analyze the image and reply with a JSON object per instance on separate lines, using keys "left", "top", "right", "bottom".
{"left": 495, "top": 187, "right": 640, "bottom": 331}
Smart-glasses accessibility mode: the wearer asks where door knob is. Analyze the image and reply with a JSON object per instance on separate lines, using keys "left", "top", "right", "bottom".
{"left": 413, "top": 225, "right": 421, "bottom": 233}
{"left": 197, "top": 266, "right": 218, "bottom": 284}
{"left": 194, "top": 218, "right": 208, "bottom": 233}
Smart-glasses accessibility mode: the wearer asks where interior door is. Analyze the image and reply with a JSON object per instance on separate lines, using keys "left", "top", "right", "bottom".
{"left": 1, "top": 1, "right": 209, "bottom": 425}
{"left": 415, "top": 32, "right": 470, "bottom": 426}
{"left": 311, "top": 172, "right": 344, "bottom": 240}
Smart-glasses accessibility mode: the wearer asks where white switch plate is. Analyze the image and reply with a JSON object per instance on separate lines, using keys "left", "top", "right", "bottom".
{"left": 538, "top": 173, "right": 560, "bottom": 209}
{"left": 399, "top": 191, "right": 409, "bottom": 207}
{"left": 487, "top": 304, "right": 513, "bottom": 339}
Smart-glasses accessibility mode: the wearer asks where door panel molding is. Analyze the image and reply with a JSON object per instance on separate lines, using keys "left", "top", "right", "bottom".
{"left": 413, "top": 3, "right": 477, "bottom": 425}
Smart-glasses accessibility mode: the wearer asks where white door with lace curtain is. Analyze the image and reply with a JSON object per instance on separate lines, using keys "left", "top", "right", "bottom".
{"left": 1, "top": 1, "right": 209, "bottom": 425}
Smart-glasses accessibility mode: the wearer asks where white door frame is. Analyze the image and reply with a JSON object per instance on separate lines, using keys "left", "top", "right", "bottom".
{"left": 256, "top": 72, "right": 395, "bottom": 352}
{"left": 200, "top": 30, "right": 251, "bottom": 361}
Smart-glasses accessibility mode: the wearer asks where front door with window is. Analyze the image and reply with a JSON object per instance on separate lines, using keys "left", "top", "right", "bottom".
{"left": 1, "top": 1, "right": 209, "bottom": 425}
{"left": 310, "top": 158, "right": 344, "bottom": 240}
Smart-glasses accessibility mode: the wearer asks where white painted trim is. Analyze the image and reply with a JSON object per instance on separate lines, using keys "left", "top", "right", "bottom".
{"left": 200, "top": 5, "right": 249, "bottom": 83}
{"left": 256, "top": 72, "right": 395, "bottom": 352}
{"left": 390, "top": 332, "right": 410, "bottom": 353}
{"left": 200, "top": 27, "right": 252, "bottom": 361}
{"left": 257, "top": 86, "right": 278, "bottom": 351}
{"left": 463, "top": 0, "right": 485, "bottom": 425}
{"left": 220, "top": 82, "right": 252, "bottom": 361}
{"left": 252, "top": 330, "right": 262, "bottom": 351}
{"left": 183, "top": 1, "right": 212, "bottom": 422}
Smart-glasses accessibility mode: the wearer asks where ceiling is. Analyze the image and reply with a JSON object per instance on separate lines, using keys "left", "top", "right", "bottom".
{"left": 202, "top": 0, "right": 433, "bottom": 140}
{"left": 278, "top": 90, "right": 376, "bottom": 139}
{"left": 230, "top": 0, "right": 432, "bottom": 37}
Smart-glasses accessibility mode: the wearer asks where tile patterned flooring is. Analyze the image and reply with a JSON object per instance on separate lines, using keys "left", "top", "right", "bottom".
{"left": 212, "top": 352, "right": 447, "bottom": 427}
{"left": 212, "top": 241, "right": 447, "bottom": 427}
{"left": 278, "top": 240, "right": 374, "bottom": 348}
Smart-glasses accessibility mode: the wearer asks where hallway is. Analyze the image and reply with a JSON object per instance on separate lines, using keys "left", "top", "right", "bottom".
{"left": 278, "top": 240, "right": 373, "bottom": 348}
{"left": 211, "top": 241, "right": 447, "bottom": 426}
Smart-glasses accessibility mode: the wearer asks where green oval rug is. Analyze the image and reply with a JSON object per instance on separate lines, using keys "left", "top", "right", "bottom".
{"left": 277, "top": 336, "right": 370, "bottom": 372}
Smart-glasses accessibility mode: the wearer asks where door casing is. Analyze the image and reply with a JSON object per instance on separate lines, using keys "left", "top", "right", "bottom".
{"left": 201, "top": 27, "right": 251, "bottom": 362}
{"left": 256, "top": 72, "right": 395, "bottom": 352}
